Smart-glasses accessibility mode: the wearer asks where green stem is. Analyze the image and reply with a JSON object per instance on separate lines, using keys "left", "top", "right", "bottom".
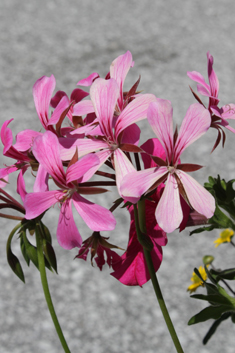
{"left": 35, "top": 223, "right": 71, "bottom": 353}
{"left": 135, "top": 201, "right": 184, "bottom": 353}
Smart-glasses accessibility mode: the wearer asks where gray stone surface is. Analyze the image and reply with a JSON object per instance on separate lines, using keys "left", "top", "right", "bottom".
{"left": 0, "top": 0, "right": 235, "bottom": 352}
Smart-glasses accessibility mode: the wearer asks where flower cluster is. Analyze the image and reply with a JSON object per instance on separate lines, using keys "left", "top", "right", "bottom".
{"left": 2, "top": 50, "right": 233, "bottom": 287}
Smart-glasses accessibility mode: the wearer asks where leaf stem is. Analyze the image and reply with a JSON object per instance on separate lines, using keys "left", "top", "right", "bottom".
{"left": 35, "top": 222, "right": 71, "bottom": 353}
{"left": 135, "top": 200, "right": 184, "bottom": 353}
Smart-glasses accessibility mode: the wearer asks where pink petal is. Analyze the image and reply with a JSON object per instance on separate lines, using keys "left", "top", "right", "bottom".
{"left": 155, "top": 173, "right": 183, "bottom": 233}
{"left": 33, "top": 75, "right": 56, "bottom": 129}
{"left": 77, "top": 72, "right": 99, "bottom": 86}
{"left": 66, "top": 153, "right": 100, "bottom": 184}
{"left": 32, "top": 131, "right": 66, "bottom": 186}
{"left": 110, "top": 51, "right": 133, "bottom": 110}
{"left": 90, "top": 78, "right": 119, "bottom": 139}
{"left": 48, "top": 95, "right": 70, "bottom": 125}
{"left": 187, "top": 70, "right": 210, "bottom": 94}
{"left": 207, "top": 52, "right": 219, "bottom": 100}
{"left": 177, "top": 170, "right": 215, "bottom": 219}
{"left": 220, "top": 104, "right": 235, "bottom": 119}
{"left": 33, "top": 164, "right": 49, "bottom": 192}
{"left": 17, "top": 169, "right": 27, "bottom": 202}
{"left": 14, "top": 130, "right": 42, "bottom": 151}
{"left": 174, "top": 103, "right": 211, "bottom": 164}
{"left": 24, "top": 190, "right": 63, "bottom": 219}
{"left": 197, "top": 84, "right": 211, "bottom": 97}
{"left": 147, "top": 100, "right": 174, "bottom": 163}
{"left": 59, "top": 137, "right": 108, "bottom": 161}
{"left": 1, "top": 120, "right": 29, "bottom": 161}
{"left": 57, "top": 199, "right": 82, "bottom": 249}
{"left": 72, "top": 193, "right": 116, "bottom": 231}
{"left": 0, "top": 174, "right": 9, "bottom": 188}
{"left": 120, "top": 167, "right": 168, "bottom": 204}
{"left": 115, "top": 94, "right": 157, "bottom": 139}
{"left": 113, "top": 148, "right": 136, "bottom": 195}
{"left": 72, "top": 100, "right": 95, "bottom": 116}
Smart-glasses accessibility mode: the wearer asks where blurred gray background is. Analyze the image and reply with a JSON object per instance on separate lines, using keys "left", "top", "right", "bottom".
{"left": 1, "top": 0, "right": 235, "bottom": 352}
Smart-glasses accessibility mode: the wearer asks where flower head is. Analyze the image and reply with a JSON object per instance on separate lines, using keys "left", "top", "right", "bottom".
{"left": 214, "top": 229, "right": 234, "bottom": 248}
{"left": 187, "top": 266, "right": 208, "bottom": 293}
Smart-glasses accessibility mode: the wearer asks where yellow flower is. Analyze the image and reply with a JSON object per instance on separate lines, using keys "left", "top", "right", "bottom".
{"left": 187, "top": 266, "right": 208, "bottom": 294}
{"left": 214, "top": 229, "right": 234, "bottom": 248}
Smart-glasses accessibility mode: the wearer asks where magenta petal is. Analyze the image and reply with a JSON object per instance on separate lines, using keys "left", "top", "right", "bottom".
{"left": 90, "top": 78, "right": 119, "bottom": 139}
{"left": 174, "top": 103, "right": 211, "bottom": 164}
{"left": 70, "top": 88, "right": 89, "bottom": 103}
{"left": 72, "top": 193, "right": 116, "bottom": 231}
{"left": 147, "top": 100, "right": 174, "bottom": 163}
{"left": 17, "top": 169, "right": 27, "bottom": 202}
{"left": 72, "top": 100, "right": 95, "bottom": 116}
{"left": 33, "top": 75, "right": 56, "bottom": 129}
{"left": 110, "top": 51, "right": 133, "bottom": 110}
{"left": 77, "top": 72, "right": 99, "bottom": 86}
{"left": 120, "top": 167, "right": 168, "bottom": 203}
{"left": 57, "top": 199, "right": 82, "bottom": 249}
{"left": 120, "top": 123, "right": 140, "bottom": 145}
{"left": 177, "top": 171, "right": 215, "bottom": 219}
{"left": 33, "top": 131, "right": 66, "bottom": 186}
{"left": 115, "top": 94, "right": 157, "bottom": 139}
{"left": 155, "top": 173, "right": 183, "bottom": 233}
{"left": 50, "top": 90, "right": 68, "bottom": 108}
{"left": 24, "top": 190, "right": 63, "bottom": 219}
{"left": 207, "top": 51, "right": 219, "bottom": 100}
{"left": 141, "top": 138, "right": 166, "bottom": 169}
{"left": 66, "top": 153, "right": 100, "bottom": 184}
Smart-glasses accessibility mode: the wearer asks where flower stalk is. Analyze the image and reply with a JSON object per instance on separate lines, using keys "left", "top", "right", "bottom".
{"left": 35, "top": 222, "right": 71, "bottom": 353}
{"left": 135, "top": 200, "right": 184, "bottom": 353}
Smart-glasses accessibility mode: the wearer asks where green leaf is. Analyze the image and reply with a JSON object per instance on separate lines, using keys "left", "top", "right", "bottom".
{"left": 7, "top": 247, "right": 25, "bottom": 283}
{"left": 189, "top": 225, "right": 216, "bottom": 235}
{"left": 190, "top": 294, "right": 232, "bottom": 306}
{"left": 203, "top": 312, "right": 231, "bottom": 345}
{"left": 20, "top": 234, "right": 30, "bottom": 266}
{"left": 42, "top": 240, "right": 58, "bottom": 273}
{"left": 22, "top": 231, "right": 39, "bottom": 269}
{"left": 40, "top": 221, "right": 52, "bottom": 244}
{"left": 210, "top": 268, "right": 235, "bottom": 281}
{"left": 203, "top": 255, "right": 214, "bottom": 265}
{"left": 188, "top": 305, "right": 232, "bottom": 325}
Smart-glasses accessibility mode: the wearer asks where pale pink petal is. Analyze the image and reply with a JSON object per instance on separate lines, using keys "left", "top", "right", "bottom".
{"left": 113, "top": 148, "right": 136, "bottom": 195}
{"left": 59, "top": 137, "right": 108, "bottom": 160}
{"left": 115, "top": 94, "right": 157, "bottom": 139}
{"left": 178, "top": 170, "right": 215, "bottom": 219}
{"left": 33, "top": 164, "right": 49, "bottom": 192}
{"left": 147, "top": 99, "right": 173, "bottom": 163}
{"left": 70, "top": 118, "right": 99, "bottom": 136}
{"left": 72, "top": 193, "right": 116, "bottom": 231}
{"left": 0, "top": 174, "right": 9, "bottom": 188}
{"left": 32, "top": 131, "right": 66, "bottom": 186}
{"left": 197, "top": 84, "right": 211, "bottom": 97}
{"left": 155, "top": 173, "right": 183, "bottom": 233}
{"left": 77, "top": 149, "right": 111, "bottom": 182}
{"left": 77, "top": 73, "right": 99, "bottom": 86}
{"left": 66, "top": 154, "right": 100, "bottom": 184}
{"left": 220, "top": 104, "right": 235, "bottom": 119}
{"left": 33, "top": 75, "right": 56, "bottom": 129}
{"left": 24, "top": 190, "right": 63, "bottom": 219}
{"left": 14, "top": 130, "right": 42, "bottom": 151}
{"left": 57, "top": 199, "right": 82, "bottom": 249}
{"left": 120, "top": 167, "right": 168, "bottom": 204}
{"left": 174, "top": 103, "right": 211, "bottom": 164}
{"left": 47, "top": 95, "right": 70, "bottom": 126}
{"left": 72, "top": 100, "right": 95, "bottom": 116}
{"left": 90, "top": 78, "right": 119, "bottom": 139}
{"left": 110, "top": 51, "right": 133, "bottom": 110}
{"left": 187, "top": 71, "right": 210, "bottom": 94}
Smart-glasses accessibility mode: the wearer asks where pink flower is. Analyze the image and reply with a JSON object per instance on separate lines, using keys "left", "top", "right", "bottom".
{"left": 187, "top": 52, "right": 235, "bottom": 144}
{"left": 120, "top": 100, "right": 215, "bottom": 233}
{"left": 24, "top": 131, "right": 116, "bottom": 249}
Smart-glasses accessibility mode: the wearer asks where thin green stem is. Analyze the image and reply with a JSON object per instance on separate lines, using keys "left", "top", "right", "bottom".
{"left": 135, "top": 200, "right": 184, "bottom": 353}
{"left": 35, "top": 223, "right": 71, "bottom": 353}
